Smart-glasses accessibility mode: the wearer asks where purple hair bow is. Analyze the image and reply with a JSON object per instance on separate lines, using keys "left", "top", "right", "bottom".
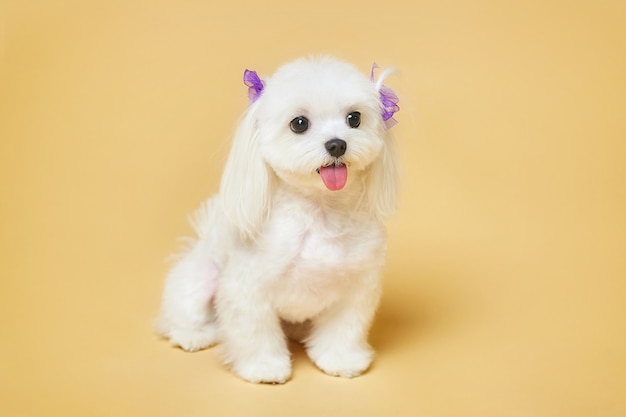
{"left": 371, "top": 63, "right": 399, "bottom": 129}
{"left": 243, "top": 69, "right": 264, "bottom": 103}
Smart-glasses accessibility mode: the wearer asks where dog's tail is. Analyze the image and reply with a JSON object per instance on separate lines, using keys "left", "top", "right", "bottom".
{"left": 166, "top": 197, "right": 221, "bottom": 263}
{"left": 188, "top": 197, "right": 220, "bottom": 239}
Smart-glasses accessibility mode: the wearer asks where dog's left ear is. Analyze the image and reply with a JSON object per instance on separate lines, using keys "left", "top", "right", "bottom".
{"left": 371, "top": 63, "right": 400, "bottom": 130}
{"left": 366, "top": 63, "right": 400, "bottom": 219}
{"left": 365, "top": 133, "right": 400, "bottom": 221}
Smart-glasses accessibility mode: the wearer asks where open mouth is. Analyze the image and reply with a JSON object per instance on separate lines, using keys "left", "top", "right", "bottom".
{"left": 317, "top": 163, "right": 348, "bottom": 191}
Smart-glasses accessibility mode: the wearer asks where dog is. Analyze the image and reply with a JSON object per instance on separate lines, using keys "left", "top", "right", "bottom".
{"left": 156, "top": 56, "right": 400, "bottom": 383}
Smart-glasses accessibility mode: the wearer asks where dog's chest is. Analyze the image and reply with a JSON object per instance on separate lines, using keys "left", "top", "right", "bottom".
{"left": 264, "top": 205, "right": 385, "bottom": 322}
{"left": 290, "top": 229, "right": 350, "bottom": 276}
{"left": 268, "top": 207, "right": 383, "bottom": 278}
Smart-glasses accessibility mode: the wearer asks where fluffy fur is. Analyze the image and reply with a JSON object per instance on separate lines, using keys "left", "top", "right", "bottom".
{"left": 156, "top": 56, "right": 399, "bottom": 383}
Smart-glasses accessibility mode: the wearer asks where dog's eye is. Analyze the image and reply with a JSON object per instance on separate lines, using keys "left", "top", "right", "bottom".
{"left": 346, "top": 111, "right": 361, "bottom": 128}
{"left": 290, "top": 116, "right": 309, "bottom": 134}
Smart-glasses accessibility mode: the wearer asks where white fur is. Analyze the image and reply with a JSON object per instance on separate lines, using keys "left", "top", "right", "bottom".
{"left": 156, "top": 56, "right": 399, "bottom": 383}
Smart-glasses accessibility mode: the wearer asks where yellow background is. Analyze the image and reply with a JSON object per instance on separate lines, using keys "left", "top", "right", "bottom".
{"left": 1, "top": 0, "right": 625, "bottom": 416}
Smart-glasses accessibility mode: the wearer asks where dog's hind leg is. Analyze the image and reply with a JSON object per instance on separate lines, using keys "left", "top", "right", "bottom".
{"left": 155, "top": 240, "right": 219, "bottom": 352}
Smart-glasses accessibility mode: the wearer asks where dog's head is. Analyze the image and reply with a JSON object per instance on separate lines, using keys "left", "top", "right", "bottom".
{"left": 221, "top": 56, "right": 400, "bottom": 240}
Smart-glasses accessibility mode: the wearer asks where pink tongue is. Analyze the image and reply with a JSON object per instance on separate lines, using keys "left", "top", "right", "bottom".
{"left": 319, "top": 164, "right": 348, "bottom": 191}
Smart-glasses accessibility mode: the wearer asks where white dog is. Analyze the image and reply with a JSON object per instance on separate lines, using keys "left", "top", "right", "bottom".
{"left": 156, "top": 56, "right": 400, "bottom": 383}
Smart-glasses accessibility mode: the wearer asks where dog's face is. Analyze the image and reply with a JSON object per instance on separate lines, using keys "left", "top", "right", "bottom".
{"left": 253, "top": 57, "right": 388, "bottom": 192}
{"left": 220, "top": 56, "right": 398, "bottom": 239}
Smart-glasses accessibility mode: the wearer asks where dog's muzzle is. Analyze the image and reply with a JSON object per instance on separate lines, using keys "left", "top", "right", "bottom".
{"left": 318, "top": 138, "right": 348, "bottom": 191}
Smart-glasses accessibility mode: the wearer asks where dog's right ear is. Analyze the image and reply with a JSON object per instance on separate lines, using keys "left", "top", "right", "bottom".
{"left": 244, "top": 69, "right": 264, "bottom": 103}
{"left": 219, "top": 102, "right": 272, "bottom": 242}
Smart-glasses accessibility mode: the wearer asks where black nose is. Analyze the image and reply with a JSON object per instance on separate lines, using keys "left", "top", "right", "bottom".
{"left": 325, "top": 138, "right": 347, "bottom": 157}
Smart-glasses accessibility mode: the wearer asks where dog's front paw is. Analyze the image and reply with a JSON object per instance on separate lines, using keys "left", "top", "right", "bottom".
{"left": 165, "top": 324, "right": 218, "bottom": 352}
{"left": 231, "top": 354, "right": 292, "bottom": 384}
{"left": 308, "top": 344, "right": 374, "bottom": 378}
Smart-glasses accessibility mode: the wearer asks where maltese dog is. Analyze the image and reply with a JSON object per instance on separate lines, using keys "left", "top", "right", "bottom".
{"left": 156, "top": 56, "right": 400, "bottom": 383}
